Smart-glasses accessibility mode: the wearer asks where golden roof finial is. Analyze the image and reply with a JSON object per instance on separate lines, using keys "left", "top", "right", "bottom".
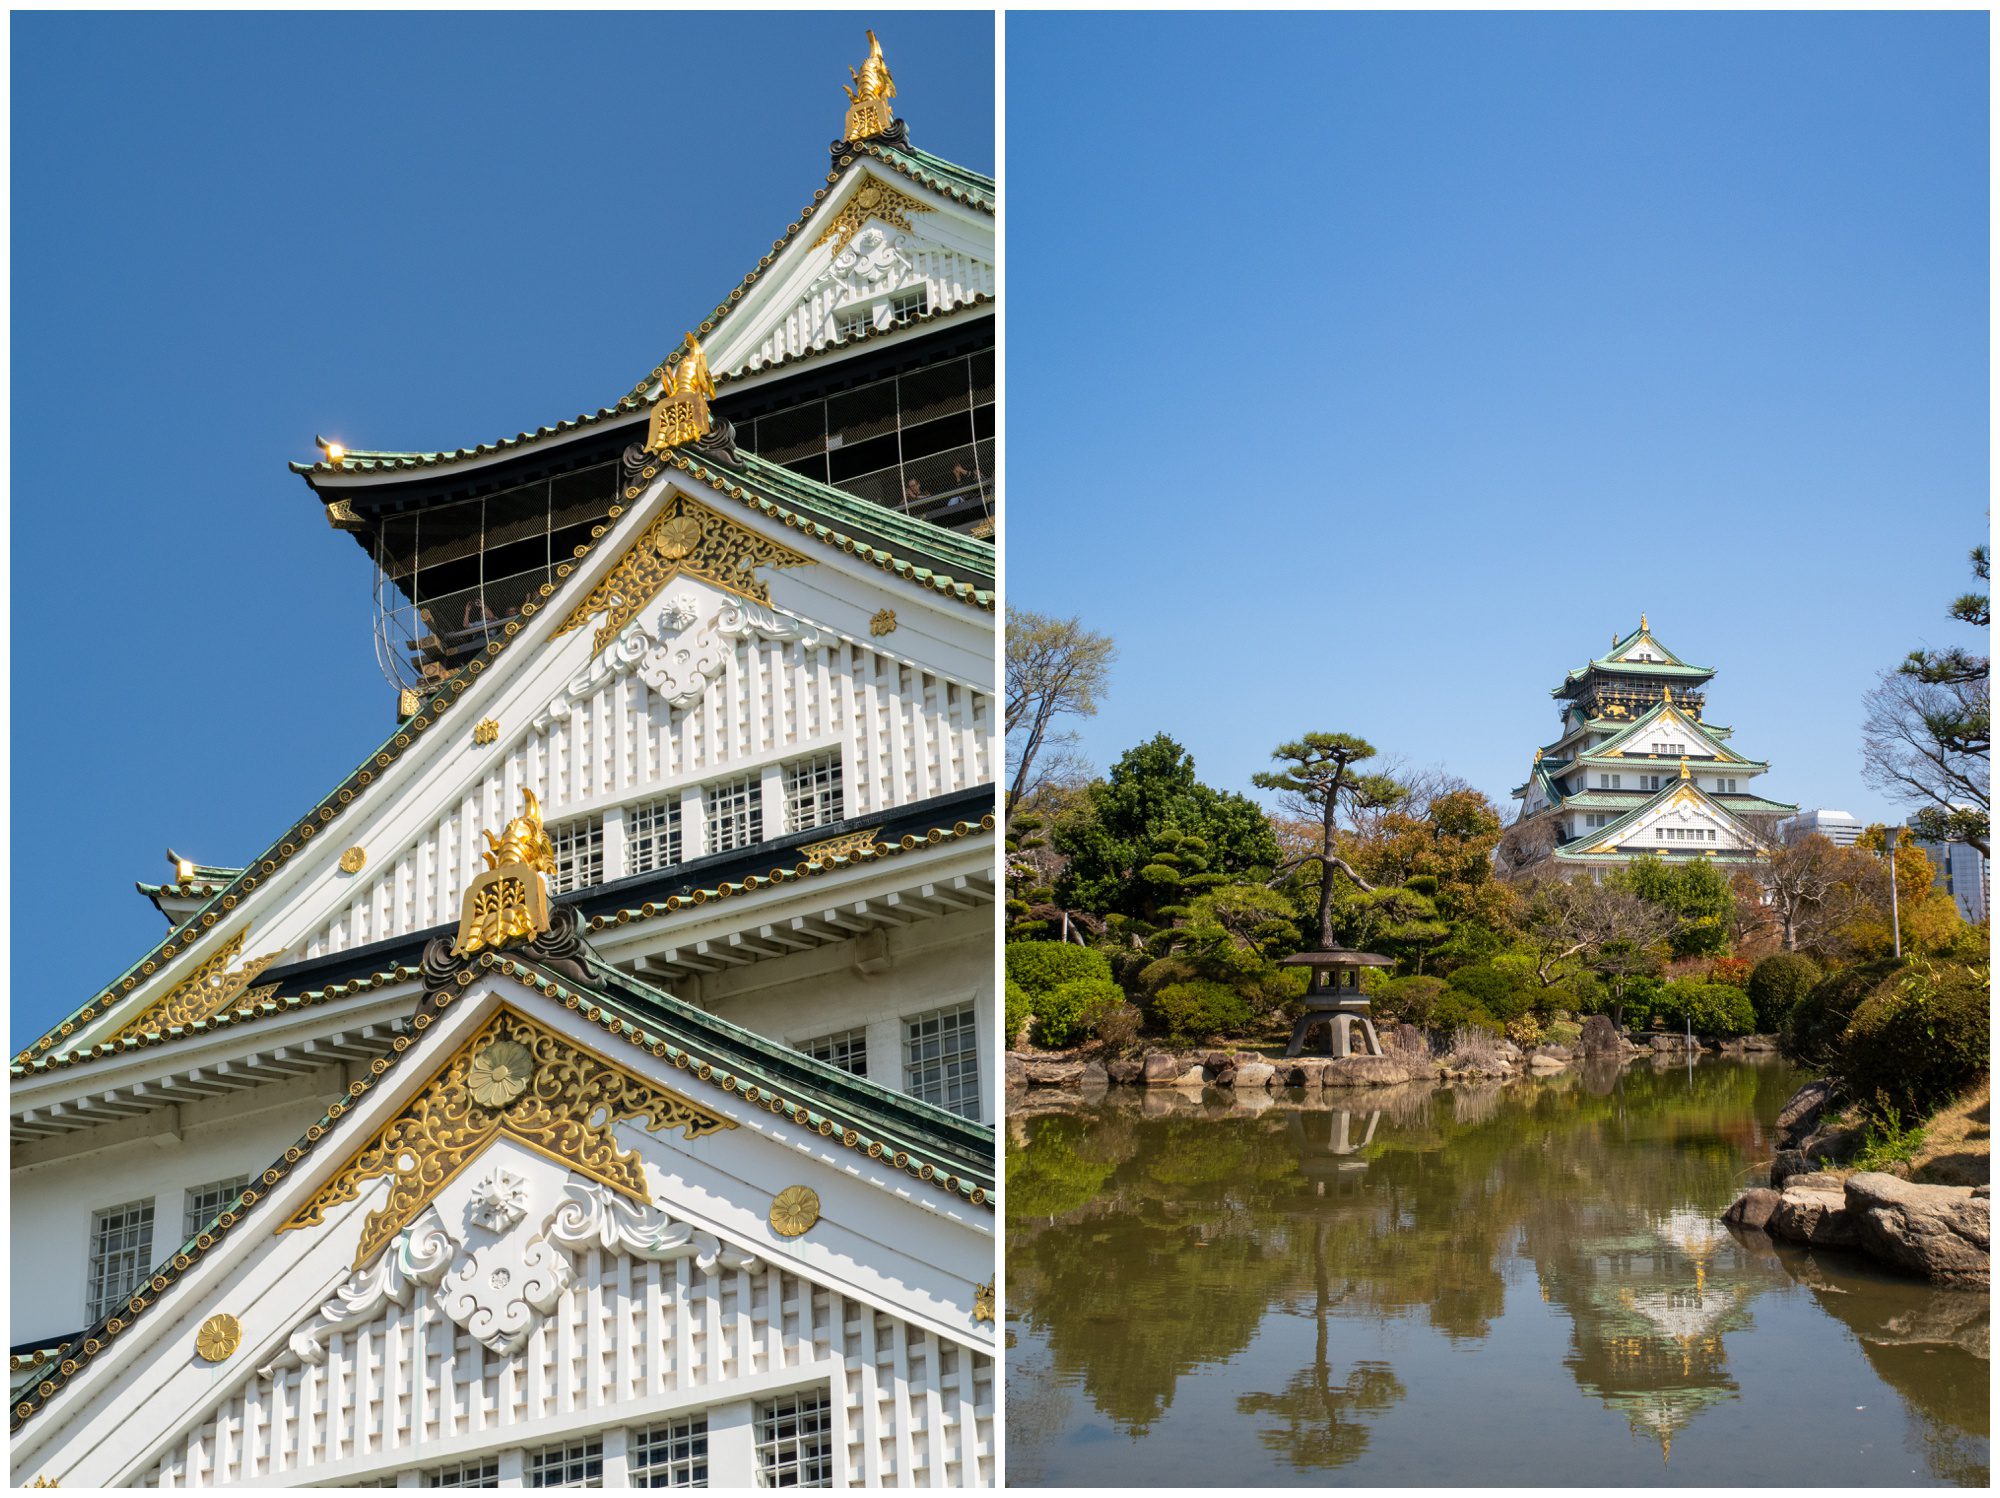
{"left": 1679, "top": 756, "right": 1691, "bottom": 780}
{"left": 453, "top": 789, "right": 556, "bottom": 956}
{"left": 1640, "top": 611, "right": 1649, "bottom": 632}
{"left": 842, "top": 29, "right": 897, "bottom": 140}
{"left": 646, "top": 333, "right": 715, "bottom": 454}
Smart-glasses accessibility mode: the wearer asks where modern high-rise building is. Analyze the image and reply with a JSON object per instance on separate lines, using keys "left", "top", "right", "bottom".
{"left": 1907, "top": 833, "right": 1990, "bottom": 925}
{"left": 1512, "top": 618, "right": 1796, "bottom": 870}
{"left": 1777, "top": 809, "right": 1865, "bottom": 848}
{"left": 11, "top": 34, "right": 997, "bottom": 1488}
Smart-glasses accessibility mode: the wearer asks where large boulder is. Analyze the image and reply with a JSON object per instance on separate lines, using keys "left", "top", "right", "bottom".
{"left": 1106, "top": 1056, "right": 1143, "bottom": 1086}
{"left": 1004, "top": 1053, "right": 1028, "bottom": 1092}
{"left": 1776, "top": 1080, "right": 1834, "bottom": 1149}
{"left": 1770, "top": 1150, "right": 1815, "bottom": 1187}
{"left": 1768, "top": 1186, "right": 1859, "bottom": 1247}
{"left": 1322, "top": 1055, "right": 1416, "bottom": 1088}
{"left": 1722, "top": 1187, "right": 1784, "bottom": 1231}
{"left": 1140, "top": 1053, "right": 1185, "bottom": 1086}
{"left": 1021, "top": 1057, "right": 1086, "bottom": 1088}
{"left": 1232, "top": 1060, "right": 1277, "bottom": 1090}
{"left": 1077, "top": 1060, "right": 1110, "bottom": 1092}
{"left": 1845, "top": 1172, "right": 1991, "bottom": 1287}
{"left": 1578, "top": 1014, "right": 1623, "bottom": 1056}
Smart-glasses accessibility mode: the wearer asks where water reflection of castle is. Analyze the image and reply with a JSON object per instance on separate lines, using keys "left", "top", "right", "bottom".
{"left": 1540, "top": 1210, "right": 1763, "bottom": 1462}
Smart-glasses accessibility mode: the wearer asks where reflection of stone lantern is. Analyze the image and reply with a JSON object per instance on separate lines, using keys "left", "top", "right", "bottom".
{"left": 1279, "top": 949, "right": 1395, "bottom": 1058}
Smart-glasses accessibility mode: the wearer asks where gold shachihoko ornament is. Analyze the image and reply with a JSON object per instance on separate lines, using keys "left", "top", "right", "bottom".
{"left": 647, "top": 333, "right": 715, "bottom": 453}
{"left": 452, "top": 790, "right": 557, "bottom": 956}
{"left": 842, "top": 29, "right": 896, "bottom": 141}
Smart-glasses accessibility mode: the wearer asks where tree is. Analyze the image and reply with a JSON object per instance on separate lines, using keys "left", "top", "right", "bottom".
{"left": 1519, "top": 872, "right": 1674, "bottom": 995}
{"left": 1252, "top": 733, "right": 1407, "bottom": 949}
{"left": 1609, "top": 856, "right": 1736, "bottom": 958}
{"left": 1053, "top": 735, "right": 1280, "bottom": 922}
{"left": 1005, "top": 608, "right": 1116, "bottom": 813}
{"left": 1862, "top": 547, "right": 1990, "bottom": 855}
{"left": 1760, "top": 829, "right": 1887, "bottom": 955}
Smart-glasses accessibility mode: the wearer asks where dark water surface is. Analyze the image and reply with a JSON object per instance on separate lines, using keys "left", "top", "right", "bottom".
{"left": 1006, "top": 1060, "right": 1989, "bottom": 1487}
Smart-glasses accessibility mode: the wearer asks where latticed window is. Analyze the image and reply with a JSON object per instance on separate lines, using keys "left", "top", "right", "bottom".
{"left": 551, "top": 816, "right": 604, "bottom": 894}
{"left": 628, "top": 798, "right": 683, "bottom": 875}
{"left": 426, "top": 1459, "right": 499, "bottom": 1488}
{"left": 87, "top": 1200, "right": 155, "bottom": 1324}
{"left": 889, "top": 287, "right": 930, "bottom": 326}
{"left": 783, "top": 754, "right": 843, "bottom": 834}
{"left": 905, "top": 1004, "right": 980, "bottom": 1120}
{"left": 755, "top": 1389, "right": 833, "bottom": 1487}
{"left": 707, "top": 775, "right": 763, "bottom": 854}
{"left": 183, "top": 1175, "right": 251, "bottom": 1241}
{"left": 632, "top": 1416, "right": 709, "bottom": 1487}
{"left": 802, "top": 1027, "right": 868, "bottom": 1078}
{"left": 528, "top": 1438, "right": 604, "bottom": 1487}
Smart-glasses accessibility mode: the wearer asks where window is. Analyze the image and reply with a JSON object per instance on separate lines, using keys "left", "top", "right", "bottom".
{"left": 707, "top": 775, "right": 763, "bottom": 854}
{"left": 835, "top": 306, "right": 872, "bottom": 340}
{"left": 784, "top": 753, "right": 843, "bottom": 834}
{"left": 889, "top": 287, "right": 930, "bottom": 326}
{"left": 756, "top": 1390, "right": 833, "bottom": 1487}
{"left": 632, "top": 1416, "right": 709, "bottom": 1487}
{"left": 628, "top": 798, "right": 683, "bottom": 875}
{"left": 184, "top": 1175, "right": 251, "bottom": 1241}
{"left": 802, "top": 1027, "right": 869, "bottom": 1077}
{"left": 1599, "top": 773, "right": 1621, "bottom": 790}
{"left": 905, "top": 1004, "right": 980, "bottom": 1120}
{"left": 551, "top": 816, "right": 604, "bottom": 894}
{"left": 87, "top": 1200, "right": 155, "bottom": 1324}
{"left": 1715, "top": 778, "right": 1738, "bottom": 794}
{"left": 529, "top": 1439, "right": 604, "bottom": 1488}
{"left": 427, "top": 1460, "right": 500, "bottom": 1488}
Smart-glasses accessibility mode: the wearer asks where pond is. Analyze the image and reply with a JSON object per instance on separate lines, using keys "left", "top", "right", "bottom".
{"left": 1005, "top": 1059, "right": 1989, "bottom": 1487}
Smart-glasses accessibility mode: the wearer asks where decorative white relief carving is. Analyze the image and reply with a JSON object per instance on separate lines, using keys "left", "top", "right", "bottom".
{"left": 826, "top": 226, "right": 914, "bottom": 302}
{"left": 261, "top": 1220, "right": 453, "bottom": 1375}
{"left": 547, "top": 1181, "right": 762, "bottom": 1271}
{"left": 467, "top": 1169, "right": 528, "bottom": 1232}
{"left": 658, "top": 592, "right": 703, "bottom": 632}
{"left": 531, "top": 620, "right": 654, "bottom": 732}
{"left": 439, "top": 1229, "right": 573, "bottom": 1356}
{"left": 266, "top": 1181, "right": 766, "bottom": 1369}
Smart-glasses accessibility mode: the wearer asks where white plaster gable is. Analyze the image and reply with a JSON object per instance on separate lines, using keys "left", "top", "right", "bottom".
{"left": 1593, "top": 703, "right": 1739, "bottom": 764}
{"left": 1581, "top": 783, "right": 1768, "bottom": 855}
{"left": 13, "top": 976, "right": 993, "bottom": 1488}
{"left": 55, "top": 466, "right": 994, "bottom": 1059}
{"left": 652, "top": 164, "right": 994, "bottom": 395}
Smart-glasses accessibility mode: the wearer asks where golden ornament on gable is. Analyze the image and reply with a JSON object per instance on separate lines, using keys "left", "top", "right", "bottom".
{"left": 452, "top": 790, "right": 557, "bottom": 957}
{"left": 769, "top": 1184, "right": 821, "bottom": 1238}
{"left": 467, "top": 1040, "right": 535, "bottom": 1109}
{"left": 869, "top": 608, "right": 897, "bottom": 637}
{"left": 194, "top": 1314, "right": 241, "bottom": 1363}
{"left": 473, "top": 717, "right": 500, "bottom": 746}
{"left": 338, "top": 846, "right": 368, "bottom": 875}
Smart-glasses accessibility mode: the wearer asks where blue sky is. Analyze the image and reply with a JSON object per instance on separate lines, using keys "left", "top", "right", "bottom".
{"left": 9, "top": 11, "right": 993, "bottom": 1046}
{"left": 1009, "top": 11, "right": 1987, "bottom": 831}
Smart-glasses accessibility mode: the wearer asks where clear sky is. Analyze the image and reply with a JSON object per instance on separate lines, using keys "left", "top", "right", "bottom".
{"left": 1009, "top": 12, "right": 1987, "bottom": 831}
{"left": 10, "top": 11, "right": 994, "bottom": 1046}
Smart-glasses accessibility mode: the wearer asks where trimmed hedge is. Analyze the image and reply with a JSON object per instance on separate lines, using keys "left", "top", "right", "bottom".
{"left": 1006, "top": 941, "right": 1112, "bottom": 997}
{"left": 1748, "top": 952, "right": 1821, "bottom": 1033}
{"left": 1034, "top": 977, "right": 1127, "bottom": 1048}
{"left": 1005, "top": 980, "right": 1033, "bottom": 1048}
{"left": 1784, "top": 958, "right": 1902, "bottom": 1066}
{"left": 1152, "top": 980, "right": 1253, "bottom": 1043}
{"left": 1840, "top": 961, "right": 1990, "bottom": 1122}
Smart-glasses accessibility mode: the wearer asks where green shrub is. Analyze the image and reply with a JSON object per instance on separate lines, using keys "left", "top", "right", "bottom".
{"left": 1152, "top": 980, "right": 1254, "bottom": 1044}
{"left": 1748, "top": 952, "right": 1822, "bottom": 1032}
{"left": 1839, "top": 961, "right": 1990, "bottom": 1122}
{"left": 1093, "top": 1002, "right": 1144, "bottom": 1051}
{"left": 1428, "top": 988, "right": 1499, "bottom": 1035}
{"left": 1372, "top": 975, "right": 1448, "bottom": 1028}
{"left": 1544, "top": 1018, "right": 1583, "bottom": 1049}
{"left": 1032, "top": 977, "right": 1127, "bottom": 1048}
{"left": 1658, "top": 979, "right": 1755, "bottom": 1037}
{"left": 1006, "top": 941, "right": 1112, "bottom": 997}
{"left": 1783, "top": 959, "right": 1902, "bottom": 1065}
{"left": 1005, "top": 981, "right": 1033, "bottom": 1048}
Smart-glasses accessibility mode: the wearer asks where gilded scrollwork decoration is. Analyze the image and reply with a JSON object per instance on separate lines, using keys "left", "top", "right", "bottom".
{"left": 553, "top": 492, "right": 813, "bottom": 650}
{"left": 112, "top": 934, "right": 283, "bottom": 1042}
{"left": 973, "top": 1278, "right": 995, "bottom": 1326}
{"left": 277, "top": 1005, "right": 735, "bottom": 1268}
{"left": 812, "top": 175, "right": 932, "bottom": 257}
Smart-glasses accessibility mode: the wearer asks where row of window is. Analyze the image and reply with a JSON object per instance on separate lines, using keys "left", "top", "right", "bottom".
{"left": 834, "top": 287, "right": 930, "bottom": 341}
{"left": 87, "top": 1175, "right": 251, "bottom": 1323}
{"left": 419, "top": 1389, "right": 830, "bottom": 1487}
{"left": 547, "top": 754, "right": 843, "bottom": 897}
{"left": 1658, "top": 826, "right": 1718, "bottom": 842}
{"left": 799, "top": 1003, "right": 982, "bottom": 1120}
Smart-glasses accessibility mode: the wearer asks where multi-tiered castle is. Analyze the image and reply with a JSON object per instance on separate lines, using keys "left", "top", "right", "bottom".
{"left": 1512, "top": 618, "right": 1795, "bottom": 870}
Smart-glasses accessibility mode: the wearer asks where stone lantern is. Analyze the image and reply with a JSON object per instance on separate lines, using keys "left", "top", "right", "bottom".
{"left": 1278, "top": 948, "right": 1395, "bottom": 1059}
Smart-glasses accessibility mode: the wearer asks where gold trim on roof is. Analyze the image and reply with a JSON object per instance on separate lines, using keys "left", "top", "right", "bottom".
{"left": 800, "top": 827, "right": 885, "bottom": 864}
{"left": 112, "top": 934, "right": 283, "bottom": 1042}
{"left": 554, "top": 491, "right": 814, "bottom": 651}
{"left": 811, "top": 174, "right": 933, "bottom": 256}
{"left": 278, "top": 1004, "right": 734, "bottom": 1268}
{"left": 453, "top": 790, "right": 557, "bottom": 957}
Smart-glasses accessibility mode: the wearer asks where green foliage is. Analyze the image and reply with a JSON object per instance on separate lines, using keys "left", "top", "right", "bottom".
{"left": 1747, "top": 952, "right": 1821, "bottom": 1032}
{"left": 1006, "top": 941, "right": 1113, "bottom": 997}
{"left": 1838, "top": 960, "right": 1991, "bottom": 1122}
{"left": 1371, "top": 975, "right": 1449, "bottom": 1028}
{"left": 1034, "top": 978, "right": 1129, "bottom": 1049}
{"left": 1610, "top": 856, "right": 1735, "bottom": 957}
{"left": 1656, "top": 979, "right": 1755, "bottom": 1037}
{"left": 1152, "top": 980, "right": 1255, "bottom": 1043}
{"left": 1849, "top": 1098, "right": 1929, "bottom": 1172}
{"left": 1054, "top": 735, "right": 1280, "bottom": 921}
{"left": 1782, "top": 958, "right": 1902, "bottom": 1066}
{"left": 1428, "top": 988, "right": 1500, "bottom": 1034}
{"left": 1543, "top": 1018, "right": 1583, "bottom": 1049}
{"left": 1005, "top": 980, "right": 1033, "bottom": 1048}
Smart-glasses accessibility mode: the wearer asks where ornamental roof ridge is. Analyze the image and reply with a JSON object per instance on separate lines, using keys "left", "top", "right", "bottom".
{"left": 25, "top": 459, "right": 989, "bottom": 1068}
{"left": 9, "top": 962, "right": 993, "bottom": 1435}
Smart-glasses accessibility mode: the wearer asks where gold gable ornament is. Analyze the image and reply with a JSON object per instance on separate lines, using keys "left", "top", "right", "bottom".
{"left": 452, "top": 790, "right": 557, "bottom": 957}
{"left": 842, "top": 29, "right": 896, "bottom": 141}
{"left": 646, "top": 333, "right": 715, "bottom": 453}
